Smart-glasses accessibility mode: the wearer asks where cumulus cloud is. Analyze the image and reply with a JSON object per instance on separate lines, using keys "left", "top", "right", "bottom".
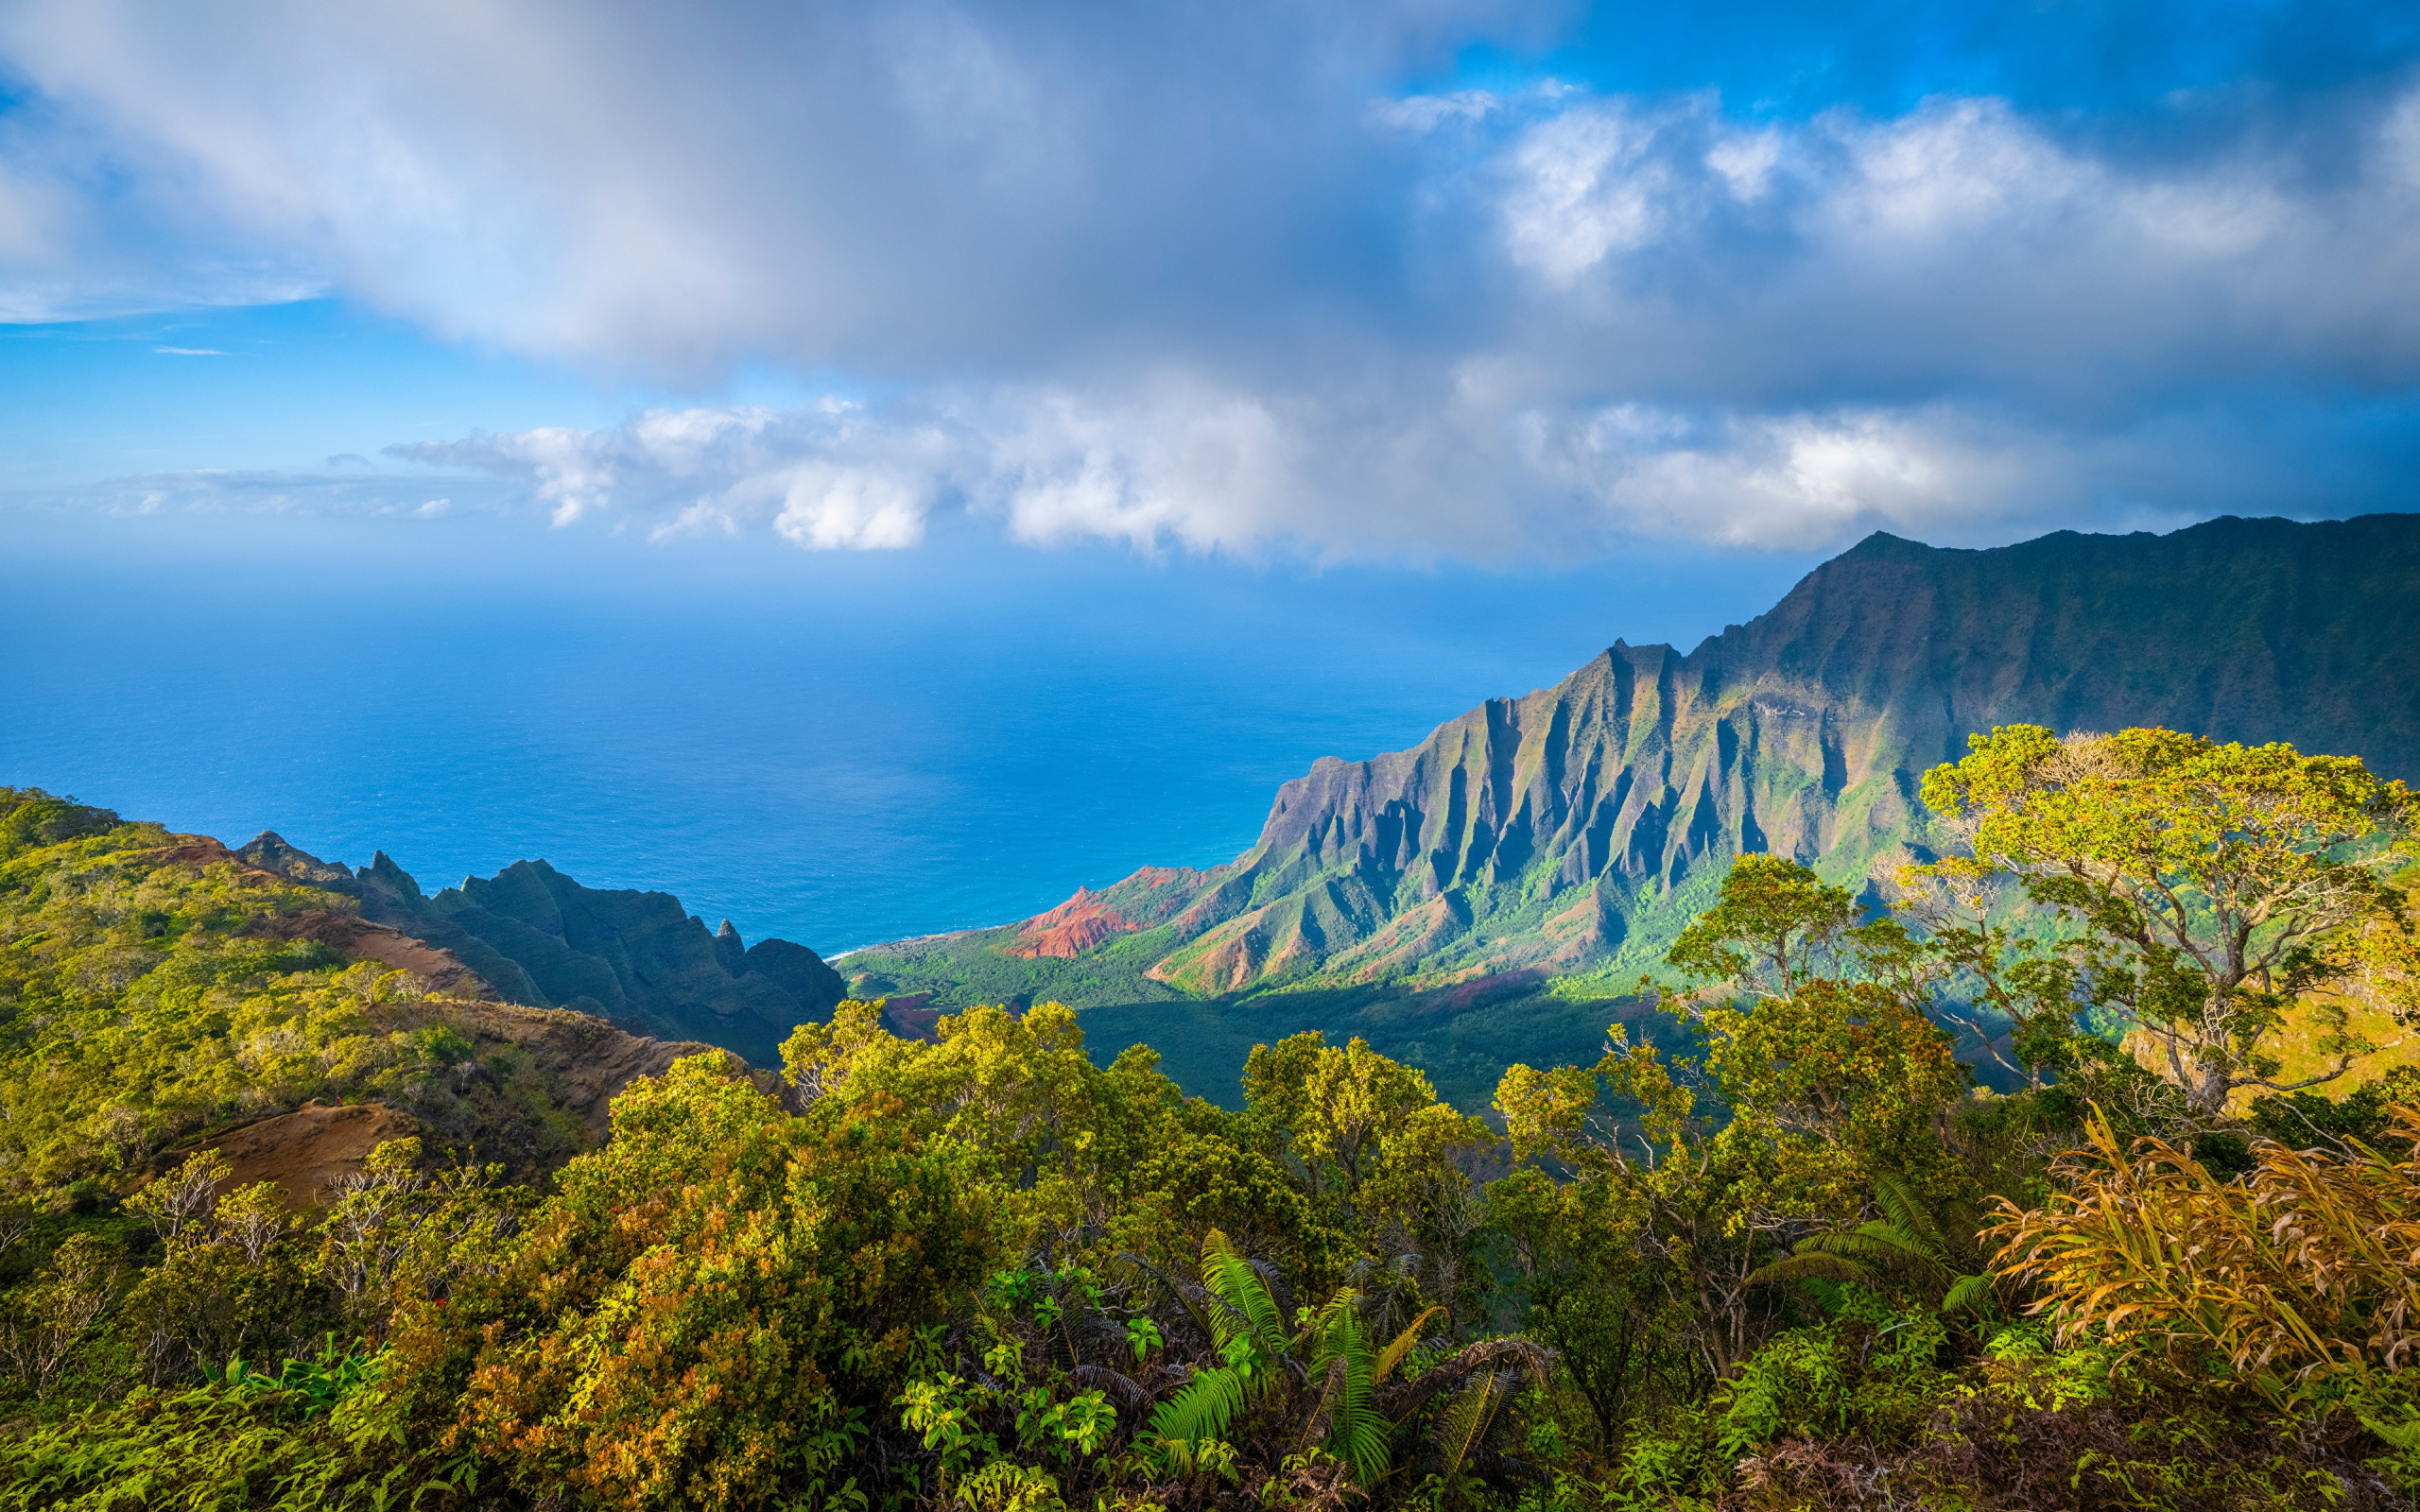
{"left": 386, "top": 378, "right": 2394, "bottom": 558}
{"left": 2, "top": 2, "right": 2418, "bottom": 555}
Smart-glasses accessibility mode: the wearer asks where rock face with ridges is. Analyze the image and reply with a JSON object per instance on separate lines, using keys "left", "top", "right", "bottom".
{"left": 962, "top": 514, "right": 2420, "bottom": 994}
{"left": 234, "top": 838, "right": 848, "bottom": 1066}
{"left": 1006, "top": 887, "right": 1139, "bottom": 958}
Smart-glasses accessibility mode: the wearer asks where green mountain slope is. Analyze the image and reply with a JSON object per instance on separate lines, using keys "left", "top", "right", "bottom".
{"left": 0, "top": 789, "right": 748, "bottom": 1190}
{"left": 851, "top": 514, "right": 2420, "bottom": 1021}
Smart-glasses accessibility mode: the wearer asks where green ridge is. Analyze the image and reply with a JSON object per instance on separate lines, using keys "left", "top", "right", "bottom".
{"left": 849, "top": 514, "right": 2420, "bottom": 1100}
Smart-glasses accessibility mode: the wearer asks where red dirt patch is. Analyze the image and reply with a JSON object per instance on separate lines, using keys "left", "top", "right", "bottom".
{"left": 179, "top": 1101, "right": 421, "bottom": 1209}
{"left": 880, "top": 994, "right": 943, "bottom": 1041}
{"left": 1003, "top": 887, "right": 1138, "bottom": 959}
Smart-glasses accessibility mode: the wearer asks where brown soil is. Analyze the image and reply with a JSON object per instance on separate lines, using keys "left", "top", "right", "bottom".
{"left": 142, "top": 833, "right": 502, "bottom": 1002}
{"left": 180, "top": 1101, "right": 421, "bottom": 1209}
{"left": 135, "top": 829, "right": 794, "bottom": 1172}
{"left": 415, "top": 998, "right": 725, "bottom": 1134}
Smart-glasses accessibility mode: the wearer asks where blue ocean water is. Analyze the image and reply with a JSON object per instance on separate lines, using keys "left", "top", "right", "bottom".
{"left": 5, "top": 509, "right": 1821, "bottom": 956}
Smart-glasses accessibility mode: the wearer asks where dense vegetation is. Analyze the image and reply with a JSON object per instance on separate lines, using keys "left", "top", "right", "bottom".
{"left": 0, "top": 792, "right": 615, "bottom": 1197}
{"left": 3, "top": 724, "right": 2419, "bottom": 1510}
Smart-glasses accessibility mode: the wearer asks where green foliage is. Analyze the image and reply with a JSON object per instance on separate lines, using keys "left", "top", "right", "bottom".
{"left": 0, "top": 1385, "right": 389, "bottom": 1512}
{"left": 397, "top": 1056, "right": 994, "bottom": 1512}
{"left": 0, "top": 788, "right": 121, "bottom": 863}
{"left": 12, "top": 753, "right": 2420, "bottom": 1509}
{"left": 1747, "top": 1167, "right": 2000, "bottom": 1320}
{"left": 213, "top": 1334, "right": 382, "bottom": 1415}
{"left": 1921, "top": 725, "right": 2420, "bottom": 1117}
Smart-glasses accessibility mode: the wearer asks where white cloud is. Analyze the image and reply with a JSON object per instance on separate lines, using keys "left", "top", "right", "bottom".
{"left": 386, "top": 376, "right": 2377, "bottom": 560}
{"left": 4, "top": 469, "right": 514, "bottom": 519}
{"left": 770, "top": 466, "right": 929, "bottom": 550}
{"left": 2, "top": 4, "right": 2417, "bottom": 555}
{"left": 395, "top": 402, "right": 960, "bottom": 545}
{"left": 1519, "top": 404, "right": 2046, "bottom": 548}
{"left": 1501, "top": 102, "right": 1679, "bottom": 283}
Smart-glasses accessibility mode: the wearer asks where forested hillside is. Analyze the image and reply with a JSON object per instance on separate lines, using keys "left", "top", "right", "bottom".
{"left": 5, "top": 728, "right": 2419, "bottom": 1510}
{"left": 854, "top": 514, "right": 2420, "bottom": 1012}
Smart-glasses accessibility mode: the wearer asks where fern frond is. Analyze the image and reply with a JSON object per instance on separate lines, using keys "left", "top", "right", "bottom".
{"left": 1745, "top": 1251, "right": 1884, "bottom": 1291}
{"left": 1199, "top": 1230, "right": 1288, "bottom": 1355}
{"left": 1426, "top": 1372, "right": 1504, "bottom": 1486}
{"left": 1791, "top": 1227, "right": 1890, "bottom": 1260}
{"left": 1872, "top": 1172, "right": 1950, "bottom": 1260}
{"left": 1149, "top": 1366, "right": 1253, "bottom": 1445}
{"left": 1332, "top": 1399, "right": 1392, "bottom": 1488}
{"left": 1374, "top": 1306, "right": 1446, "bottom": 1385}
{"left": 1809, "top": 1225, "right": 1952, "bottom": 1284}
{"left": 1942, "top": 1271, "right": 1998, "bottom": 1318}
{"left": 1306, "top": 1300, "right": 1390, "bottom": 1485}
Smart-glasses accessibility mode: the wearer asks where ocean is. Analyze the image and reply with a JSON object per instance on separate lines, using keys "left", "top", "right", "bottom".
{"left": 5, "top": 508, "right": 1821, "bottom": 958}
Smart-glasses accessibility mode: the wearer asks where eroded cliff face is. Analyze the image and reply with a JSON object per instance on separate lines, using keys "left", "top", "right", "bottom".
{"left": 993, "top": 514, "right": 2420, "bottom": 994}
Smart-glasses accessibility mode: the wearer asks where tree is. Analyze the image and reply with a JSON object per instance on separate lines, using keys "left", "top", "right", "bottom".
{"left": 1243, "top": 1032, "right": 1456, "bottom": 1204}
{"left": 1921, "top": 727, "right": 2419, "bottom": 1119}
{"left": 126, "top": 1147, "right": 230, "bottom": 1246}
{"left": 1486, "top": 1162, "right": 1689, "bottom": 1451}
{"left": 418, "top": 1056, "right": 998, "bottom": 1512}
{"left": 1496, "top": 857, "right": 1971, "bottom": 1375}
{"left": 1242, "top": 1031, "right": 1494, "bottom": 1322}
{"left": 0, "top": 1233, "right": 118, "bottom": 1400}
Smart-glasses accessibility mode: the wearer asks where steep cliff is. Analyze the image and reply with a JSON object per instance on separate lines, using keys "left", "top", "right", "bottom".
{"left": 857, "top": 513, "right": 2420, "bottom": 998}
{"left": 235, "top": 838, "right": 847, "bottom": 1065}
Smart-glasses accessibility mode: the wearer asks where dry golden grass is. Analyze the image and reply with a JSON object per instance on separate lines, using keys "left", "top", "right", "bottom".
{"left": 1990, "top": 1105, "right": 2420, "bottom": 1400}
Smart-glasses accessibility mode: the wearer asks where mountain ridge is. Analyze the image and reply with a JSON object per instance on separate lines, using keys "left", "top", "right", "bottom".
{"left": 234, "top": 836, "right": 848, "bottom": 1065}
{"left": 850, "top": 512, "right": 2420, "bottom": 1003}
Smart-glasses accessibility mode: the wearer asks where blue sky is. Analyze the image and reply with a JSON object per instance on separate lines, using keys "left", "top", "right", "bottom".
{"left": 2, "top": 0, "right": 2417, "bottom": 567}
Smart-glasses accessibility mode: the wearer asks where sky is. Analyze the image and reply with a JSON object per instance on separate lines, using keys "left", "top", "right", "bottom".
{"left": 3, "top": 0, "right": 2416, "bottom": 565}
